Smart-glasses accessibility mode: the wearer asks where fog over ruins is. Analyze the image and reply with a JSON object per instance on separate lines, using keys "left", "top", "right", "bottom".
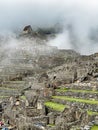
{"left": 0, "top": 1, "right": 98, "bottom": 130}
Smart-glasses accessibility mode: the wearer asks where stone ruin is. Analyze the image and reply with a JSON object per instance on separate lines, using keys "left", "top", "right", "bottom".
{"left": 0, "top": 26, "right": 98, "bottom": 130}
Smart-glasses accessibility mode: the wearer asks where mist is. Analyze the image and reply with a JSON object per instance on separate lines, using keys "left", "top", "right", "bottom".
{"left": 1, "top": 0, "right": 98, "bottom": 54}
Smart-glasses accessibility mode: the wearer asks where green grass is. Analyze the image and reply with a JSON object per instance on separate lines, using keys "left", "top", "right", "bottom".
{"left": 56, "top": 88, "right": 68, "bottom": 92}
{"left": 20, "top": 96, "right": 27, "bottom": 100}
{"left": 47, "top": 124, "right": 55, "bottom": 127}
{"left": 91, "top": 125, "right": 98, "bottom": 130}
{"left": 56, "top": 88, "right": 98, "bottom": 94}
{"left": 45, "top": 101, "right": 98, "bottom": 116}
{"left": 53, "top": 96, "right": 98, "bottom": 105}
{"left": 45, "top": 102, "right": 66, "bottom": 111}
{"left": 87, "top": 111, "right": 98, "bottom": 116}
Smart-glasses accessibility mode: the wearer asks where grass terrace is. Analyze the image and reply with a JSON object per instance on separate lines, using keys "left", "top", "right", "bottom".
{"left": 45, "top": 101, "right": 98, "bottom": 116}
{"left": 87, "top": 111, "right": 98, "bottom": 116}
{"left": 56, "top": 88, "right": 98, "bottom": 94}
{"left": 91, "top": 125, "right": 98, "bottom": 130}
{"left": 52, "top": 96, "right": 98, "bottom": 105}
{"left": 44, "top": 102, "right": 66, "bottom": 111}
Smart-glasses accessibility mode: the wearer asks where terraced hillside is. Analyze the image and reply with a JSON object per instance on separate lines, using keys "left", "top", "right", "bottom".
{"left": 43, "top": 53, "right": 98, "bottom": 129}
{"left": 0, "top": 50, "right": 98, "bottom": 130}
{"left": 45, "top": 81, "right": 98, "bottom": 129}
{"left": 0, "top": 27, "right": 98, "bottom": 129}
{"left": 0, "top": 32, "right": 80, "bottom": 99}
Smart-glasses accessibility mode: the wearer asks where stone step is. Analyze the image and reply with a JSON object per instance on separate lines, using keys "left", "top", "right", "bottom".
{"left": 0, "top": 87, "right": 18, "bottom": 90}
{"left": 0, "top": 88, "right": 21, "bottom": 96}
{"left": 0, "top": 92, "right": 20, "bottom": 96}
{"left": 0, "top": 68, "right": 34, "bottom": 81}
{"left": 60, "top": 82, "right": 98, "bottom": 91}
{"left": 0, "top": 89, "right": 19, "bottom": 92}
{"left": 0, "top": 64, "right": 33, "bottom": 68}
{"left": 0, "top": 88, "right": 20, "bottom": 96}
{"left": 11, "top": 66, "right": 33, "bottom": 70}
{"left": 2, "top": 81, "right": 26, "bottom": 84}
{"left": 0, "top": 74, "right": 19, "bottom": 80}
{"left": 0, "top": 90, "right": 20, "bottom": 96}
{"left": 0, "top": 82, "right": 30, "bottom": 91}
{"left": 0, "top": 64, "right": 35, "bottom": 73}
{"left": 0, "top": 68, "right": 33, "bottom": 74}
{"left": 0, "top": 85, "right": 25, "bottom": 96}
{"left": 0, "top": 75, "right": 12, "bottom": 81}
{"left": 0, "top": 74, "right": 15, "bottom": 77}
{"left": 22, "top": 76, "right": 35, "bottom": 81}
{"left": 55, "top": 89, "right": 98, "bottom": 100}
{"left": 0, "top": 84, "right": 25, "bottom": 89}
{"left": 0, "top": 96, "right": 10, "bottom": 100}
{"left": 0, "top": 86, "right": 20, "bottom": 91}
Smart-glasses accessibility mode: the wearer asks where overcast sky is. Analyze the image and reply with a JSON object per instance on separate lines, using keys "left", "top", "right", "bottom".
{"left": 0, "top": 0, "right": 98, "bottom": 31}
{"left": 1, "top": 0, "right": 98, "bottom": 54}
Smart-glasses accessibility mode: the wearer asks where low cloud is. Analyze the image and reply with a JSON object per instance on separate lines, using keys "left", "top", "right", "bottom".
{"left": 0, "top": 0, "right": 98, "bottom": 54}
